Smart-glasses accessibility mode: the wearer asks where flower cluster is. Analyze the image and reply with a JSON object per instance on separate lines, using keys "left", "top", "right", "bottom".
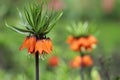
{"left": 66, "top": 22, "right": 98, "bottom": 53}
{"left": 70, "top": 55, "right": 93, "bottom": 68}
{"left": 67, "top": 35, "right": 97, "bottom": 52}
{"left": 20, "top": 36, "right": 52, "bottom": 55}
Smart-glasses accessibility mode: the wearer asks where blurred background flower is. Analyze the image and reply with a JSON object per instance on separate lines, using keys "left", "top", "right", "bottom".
{"left": 48, "top": 56, "right": 59, "bottom": 68}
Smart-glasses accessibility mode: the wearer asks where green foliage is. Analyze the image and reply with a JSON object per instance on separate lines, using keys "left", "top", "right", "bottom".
{"left": 66, "top": 22, "right": 99, "bottom": 38}
{"left": 6, "top": 1, "right": 63, "bottom": 36}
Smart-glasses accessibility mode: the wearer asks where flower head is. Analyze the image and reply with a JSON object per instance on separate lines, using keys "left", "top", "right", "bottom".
{"left": 70, "top": 55, "right": 93, "bottom": 68}
{"left": 20, "top": 36, "right": 36, "bottom": 53}
{"left": 67, "top": 35, "right": 97, "bottom": 53}
{"left": 66, "top": 22, "right": 98, "bottom": 53}
{"left": 82, "top": 55, "right": 93, "bottom": 67}
{"left": 70, "top": 56, "right": 82, "bottom": 68}
{"left": 35, "top": 38, "right": 52, "bottom": 55}
{"left": 48, "top": 56, "right": 59, "bottom": 67}
{"left": 6, "top": 1, "right": 63, "bottom": 57}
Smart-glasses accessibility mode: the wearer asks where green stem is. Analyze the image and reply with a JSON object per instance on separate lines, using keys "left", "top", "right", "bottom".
{"left": 80, "top": 59, "right": 84, "bottom": 80}
{"left": 35, "top": 52, "right": 39, "bottom": 80}
{"left": 80, "top": 52, "right": 84, "bottom": 80}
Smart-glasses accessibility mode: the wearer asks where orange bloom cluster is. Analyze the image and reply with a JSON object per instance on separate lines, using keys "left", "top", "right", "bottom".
{"left": 66, "top": 35, "right": 97, "bottom": 52}
{"left": 70, "top": 55, "right": 93, "bottom": 68}
{"left": 20, "top": 36, "right": 53, "bottom": 55}
{"left": 48, "top": 56, "right": 59, "bottom": 67}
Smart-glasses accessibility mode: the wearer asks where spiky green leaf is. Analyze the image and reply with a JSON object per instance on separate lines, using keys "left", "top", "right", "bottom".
{"left": 5, "top": 22, "right": 33, "bottom": 35}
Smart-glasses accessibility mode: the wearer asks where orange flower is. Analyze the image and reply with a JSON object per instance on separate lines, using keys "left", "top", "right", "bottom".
{"left": 35, "top": 38, "right": 53, "bottom": 55}
{"left": 78, "top": 37, "right": 89, "bottom": 48}
{"left": 48, "top": 56, "right": 59, "bottom": 67}
{"left": 66, "top": 35, "right": 75, "bottom": 44}
{"left": 70, "top": 40, "right": 80, "bottom": 51}
{"left": 67, "top": 35, "right": 97, "bottom": 52}
{"left": 44, "top": 39, "right": 53, "bottom": 53}
{"left": 87, "top": 35, "right": 97, "bottom": 45}
{"left": 70, "top": 55, "right": 93, "bottom": 68}
{"left": 83, "top": 55, "right": 93, "bottom": 67}
{"left": 19, "top": 36, "right": 36, "bottom": 53}
{"left": 70, "top": 56, "right": 82, "bottom": 68}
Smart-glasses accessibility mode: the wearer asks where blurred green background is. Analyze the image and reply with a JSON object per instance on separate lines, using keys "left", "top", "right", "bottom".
{"left": 0, "top": 0, "right": 120, "bottom": 80}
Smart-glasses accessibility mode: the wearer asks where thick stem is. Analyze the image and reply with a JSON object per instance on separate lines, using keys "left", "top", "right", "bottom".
{"left": 35, "top": 52, "right": 39, "bottom": 80}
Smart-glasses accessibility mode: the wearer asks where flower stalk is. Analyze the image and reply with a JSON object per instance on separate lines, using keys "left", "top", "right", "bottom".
{"left": 35, "top": 52, "right": 39, "bottom": 80}
{"left": 80, "top": 53, "right": 84, "bottom": 80}
{"left": 80, "top": 61, "right": 84, "bottom": 80}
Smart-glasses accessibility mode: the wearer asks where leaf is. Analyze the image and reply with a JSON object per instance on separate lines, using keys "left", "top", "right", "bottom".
{"left": 17, "top": 8, "right": 32, "bottom": 30}
{"left": 24, "top": 7, "right": 34, "bottom": 28}
{"left": 36, "top": 8, "right": 49, "bottom": 33}
{"left": 5, "top": 22, "right": 33, "bottom": 35}
{"left": 43, "top": 12, "right": 63, "bottom": 34}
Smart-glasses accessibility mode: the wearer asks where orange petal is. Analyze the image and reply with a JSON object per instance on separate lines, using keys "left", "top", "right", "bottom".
{"left": 78, "top": 37, "right": 89, "bottom": 48}
{"left": 83, "top": 55, "right": 93, "bottom": 67}
{"left": 35, "top": 40, "right": 44, "bottom": 54}
{"left": 43, "top": 39, "right": 52, "bottom": 54}
{"left": 70, "top": 40, "right": 80, "bottom": 51}
{"left": 88, "top": 35, "right": 97, "bottom": 45}
{"left": 70, "top": 56, "right": 82, "bottom": 68}
{"left": 28, "top": 36, "right": 36, "bottom": 53}
{"left": 19, "top": 37, "right": 29, "bottom": 51}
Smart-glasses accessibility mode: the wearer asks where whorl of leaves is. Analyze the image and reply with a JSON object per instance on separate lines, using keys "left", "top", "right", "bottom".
{"left": 66, "top": 22, "right": 99, "bottom": 38}
{"left": 6, "top": 1, "right": 63, "bottom": 36}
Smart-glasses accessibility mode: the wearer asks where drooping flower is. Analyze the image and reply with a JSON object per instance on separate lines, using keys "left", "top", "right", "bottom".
{"left": 82, "top": 55, "right": 93, "bottom": 67}
{"left": 19, "top": 36, "right": 36, "bottom": 53}
{"left": 70, "top": 55, "right": 93, "bottom": 68}
{"left": 48, "top": 56, "right": 59, "bottom": 67}
{"left": 6, "top": 2, "right": 63, "bottom": 56}
{"left": 67, "top": 35, "right": 97, "bottom": 53}
{"left": 66, "top": 22, "right": 98, "bottom": 53}
{"left": 70, "top": 56, "right": 82, "bottom": 68}
{"left": 35, "top": 38, "right": 53, "bottom": 55}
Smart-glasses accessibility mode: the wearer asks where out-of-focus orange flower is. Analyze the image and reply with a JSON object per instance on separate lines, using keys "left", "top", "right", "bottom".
{"left": 70, "top": 40, "right": 80, "bottom": 51}
{"left": 19, "top": 36, "right": 36, "bottom": 53}
{"left": 70, "top": 55, "right": 93, "bottom": 68}
{"left": 78, "top": 37, "right": 89, "bottom": 48}
{"left": 35, "top": 38, "right": 53, "bottom": 55}
{"left": 48, "top": 56, "right": 59, "bottom": 67}
{"left": 70, "top": 56, "right": 82, "bottom": 68}
{"left": 87, "top": 35, "right": 97, "bottom": 45}
{"left": 66, "top": 35, "right": 97, "bottom": 52}
{"left": 83, "top": 55, "right": 93, "bottom": 67}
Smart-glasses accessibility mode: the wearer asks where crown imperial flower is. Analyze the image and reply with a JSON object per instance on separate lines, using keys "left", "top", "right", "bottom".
{"left": 66, "top": 22, "right": 98, "bottom": 53}
{"left": 6, "top": 2, "right": 63, "bottom": 57}
{"left": 48, "top": 56, "right": 59, "bottom": 67}
{"left": 70, "top": 55, "right": 93, "bottom": 68}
